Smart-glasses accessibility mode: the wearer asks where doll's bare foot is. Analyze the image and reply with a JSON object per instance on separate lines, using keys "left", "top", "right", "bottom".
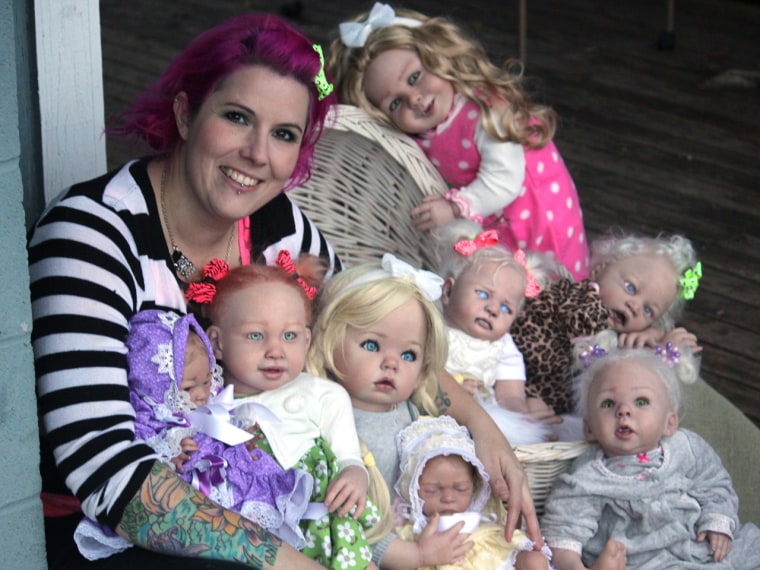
{"left": 515, "top": 549, "right": 550, "bottom": 569}
{"left": 591, "top": 539, "right": 626, "bottom": 570}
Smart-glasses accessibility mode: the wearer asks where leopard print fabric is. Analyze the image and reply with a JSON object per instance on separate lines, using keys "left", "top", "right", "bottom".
{"left": 511, "top": 279, "right": 610, "bottom": 414}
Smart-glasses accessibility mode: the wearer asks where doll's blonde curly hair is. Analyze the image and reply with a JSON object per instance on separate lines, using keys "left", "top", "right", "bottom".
{"left": 328, "top": 7, "right": 556, "bottom": 148}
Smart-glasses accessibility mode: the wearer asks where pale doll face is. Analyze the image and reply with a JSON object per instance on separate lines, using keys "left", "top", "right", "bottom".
{"left": 332, "top": 298, "right": 426, "bottom": 412}
{"left": 180, "top": 331, "right": 212, "bottom": 407}
{"left": 363, "top": 48, "right": 455, "bottom": 135}
{"left": 418, "top": 455, "right": 476, "bottom": 516}
{"left": 592, "top": 254, "right": 678, "bottom": 333}
{"left": 583, "top": 359, "right": 678, "bottom": 457}
{"left": 207, "top": 281, "right": 311, "bottom": 396}
{"left": 442, "top": 261, "right": 524, "bottom": 342}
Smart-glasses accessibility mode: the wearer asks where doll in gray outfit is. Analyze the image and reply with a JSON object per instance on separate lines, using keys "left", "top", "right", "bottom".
{"left": 540, "top": 346, "right": 760, "bottom": 569}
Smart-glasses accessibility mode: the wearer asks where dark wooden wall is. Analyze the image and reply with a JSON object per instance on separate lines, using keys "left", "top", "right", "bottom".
{"left": 100, "top": 0, "right": 760, "bottom": 427}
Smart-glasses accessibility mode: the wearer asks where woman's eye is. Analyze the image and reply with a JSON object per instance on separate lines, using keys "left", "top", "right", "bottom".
{"left": 476, "top": 289, "right": 489, "bottom": 300}
{"left": 500, "top": 303, "right": 511, "bottom": 314}
{"left": 601, "top": 399, "right": 615, "bottom": 409}
{"left": 389, "top": 98, "right": 400, "bottom": 112}
{"left": 401, "top": 350, "right": 417, "bottom": 362}
{"left": 225, "top": 111, "right": 248, "bottom": 125}
{"left": 625, "top": 281, "right": 636, "bottom": 294}
{"left": 273, "top": 128, "right": 298, "bottom": 143}
{"left": 360, "top": 339, "right": 379, "bottom": 352}
{"left": 635, "top": 397, "right": 649, "bottom": 407}
{"left": 283, "top": 331, "right": 297, "bottom": 341}
{"left": 247, "top": 332, "right": 263, "bottom": 341}
{"left": 408, "top": 71, "right": 420, "bottom": 85}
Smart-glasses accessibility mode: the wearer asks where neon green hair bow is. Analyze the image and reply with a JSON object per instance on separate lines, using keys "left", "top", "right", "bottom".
{"left": 680, "top": 261, "right": 702, "bottom": 301}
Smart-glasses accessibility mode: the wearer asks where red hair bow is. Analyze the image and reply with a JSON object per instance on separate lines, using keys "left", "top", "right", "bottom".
{"left": 453, "top": 230, "right": 499, "bottom": 256}
{"left": 513, "top": 249, "right": 541, "bottom": 298}
{"left": 276, "top": 250, "right": 317, "bottom": 300}
{"left": 185, "top": 258, "right": 230, "bottom": 305}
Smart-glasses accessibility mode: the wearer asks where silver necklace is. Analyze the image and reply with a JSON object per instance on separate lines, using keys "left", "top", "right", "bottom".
{"left": 159, "top": 165, "right": 235, "bottom": 279}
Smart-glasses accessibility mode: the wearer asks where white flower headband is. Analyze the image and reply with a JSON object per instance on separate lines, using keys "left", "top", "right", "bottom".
{"left": 345, "top": 253, "right": 443, "bottom": 302}
{"left": 339, "top": 2, "right": 422, "bottom": 48}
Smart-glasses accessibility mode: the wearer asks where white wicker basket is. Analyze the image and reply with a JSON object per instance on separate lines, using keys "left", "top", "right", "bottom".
{"left": 288, "top": 104, "right": 448, "bottom": 269}
{"left": 513, "top": 440, "right": 589, "bottom": 515}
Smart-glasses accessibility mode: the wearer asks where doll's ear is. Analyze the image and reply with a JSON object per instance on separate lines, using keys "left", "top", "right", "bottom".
{"left": 663, "top": 410, "right": 679, "bottom": 437}
{"left": 173, "top": 92, "right": 191, "bottom": 141}
{"left": 206, "top": 325, "right": 224, "bottom": 360}
{"left": 589, "top": 262, "right": 604, "bottom": 281}
{"left": 582, "top": 417, "right": 598, "bottom": 443}
{"left": 441, "top": 277, "right": 455, "bottom": 305}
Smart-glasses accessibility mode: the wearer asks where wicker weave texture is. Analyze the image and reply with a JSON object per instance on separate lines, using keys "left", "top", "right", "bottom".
{"left": 288, "top": 105, "right": 448, "bottom": 269}
{"left": 513, "top": 440, "right": 589, "bottom": 515}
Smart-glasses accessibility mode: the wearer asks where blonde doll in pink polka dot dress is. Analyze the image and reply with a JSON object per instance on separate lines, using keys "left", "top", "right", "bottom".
{"left": 329, "top": 2, "right": 590, "bottom": 279}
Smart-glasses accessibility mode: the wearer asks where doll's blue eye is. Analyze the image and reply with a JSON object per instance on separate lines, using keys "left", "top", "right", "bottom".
{"left": 601, "top": 399, "right": 614, "bottom": 409}
{"left": 477, "top": 290, "right": 488, "bottom": 300}
{"left": 361, "top": 339, "right": 379, "bottom": 352}
{"left": 635, "top": 397, "right": 650, "bottom": 407}
{"left": 247, "top": 332, "right": 263, "bottom": 341}
{"left": 500, "top": 303, "right": 511, "bottom": 314}
{"left": 401, "top": 350, "right": 417, "bottom": 362}
{"left": 408, "top": 71, "right": 420, "bottom": 85}
{"left": 283, "top": 331, "right": 296, "bottom": 341}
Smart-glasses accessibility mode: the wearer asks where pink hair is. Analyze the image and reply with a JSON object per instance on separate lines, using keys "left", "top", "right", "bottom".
{"left": 109, "top": 13, "right": 336, "bottom": 189}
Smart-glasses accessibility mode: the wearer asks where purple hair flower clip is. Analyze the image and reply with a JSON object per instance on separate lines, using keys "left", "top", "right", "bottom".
{"left": 655, "top": 341, "right": 681, "bottom": 364}
{"left": 579, "top": 344, "right": 607, "bottom": 368}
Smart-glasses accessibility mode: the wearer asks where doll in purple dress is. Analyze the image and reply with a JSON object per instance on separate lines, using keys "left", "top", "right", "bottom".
{"left": 73, "top": 309, "right": 313, "bottom": 560}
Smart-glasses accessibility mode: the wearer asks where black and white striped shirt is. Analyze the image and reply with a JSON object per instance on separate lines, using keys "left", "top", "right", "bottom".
{"left": 28, "top": 159, "right": 341, "bottom": 528}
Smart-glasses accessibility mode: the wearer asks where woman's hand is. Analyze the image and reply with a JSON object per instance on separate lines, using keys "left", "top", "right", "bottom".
{"left": 325, "top": 464, "right": 368, "bottom": 518}
{"left": 410, "top": 195, "right": 459, "bottom": 232}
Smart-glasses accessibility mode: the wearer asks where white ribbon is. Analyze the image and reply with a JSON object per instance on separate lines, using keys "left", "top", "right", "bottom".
{"left": 339, "top": 2, "right": 422, "bottom": 48}
{"left": 187, "top": 385, "right": 280, "bottom": 446}
{"left": 382, "top": 253, "right": 444, "bottom": 301}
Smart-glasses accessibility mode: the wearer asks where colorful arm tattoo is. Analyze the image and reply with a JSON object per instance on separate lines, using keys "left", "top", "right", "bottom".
{"left": 118, "top": 461, "right": 281, "bottom": 567}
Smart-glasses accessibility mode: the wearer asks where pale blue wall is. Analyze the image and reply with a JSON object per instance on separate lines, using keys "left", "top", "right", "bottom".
{"left": 0, "top": 0, "right": 47, "bottom": 567}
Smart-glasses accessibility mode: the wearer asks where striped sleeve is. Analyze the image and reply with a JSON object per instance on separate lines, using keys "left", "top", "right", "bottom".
{"left": 29, "top": 171, "right": 161, "bottom": 528}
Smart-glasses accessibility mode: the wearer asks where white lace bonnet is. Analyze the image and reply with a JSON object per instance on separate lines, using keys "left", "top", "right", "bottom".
{"left": 395, "top": 415, "right": 492, "bottom": 533}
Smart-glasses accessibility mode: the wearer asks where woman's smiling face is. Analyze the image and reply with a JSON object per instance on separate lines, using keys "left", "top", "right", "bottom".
{"left": 175, "top": 64, "right": 310, "bottom": 222}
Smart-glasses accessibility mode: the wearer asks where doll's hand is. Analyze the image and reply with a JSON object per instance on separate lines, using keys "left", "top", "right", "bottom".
{"left": 410, "top": 195, "right": 459, "bottom": 232}
{"left": 461, "top": 377, "right": 484, "bottom": 396}
{"left": 525, "top": 397, "right": 564, "bottom": 425}
{"left": 661, "top": 326, "right": 702, "bottom": 353}
{"left": 170, "top": 436, "right": 199, "bottom": 473}
{"left": 416, "top": 514, "right": 473, "bottom": 566}
{"left": 698, "top": 530, "right": 732, "bottom": 562}
{"left": 616, "top": 327, "right": 664, "bottom": 349}
{"left": 325, "top": 464, "right": 368, "bottom": 519}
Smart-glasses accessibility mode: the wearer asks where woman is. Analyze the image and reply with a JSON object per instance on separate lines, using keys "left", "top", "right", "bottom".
{"left": 29, "top": 12, "right": 538, "bottom": 569}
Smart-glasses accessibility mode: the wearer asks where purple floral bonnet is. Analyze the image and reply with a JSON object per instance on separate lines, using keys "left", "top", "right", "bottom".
{"left": 126, "top": 309, "right": 221, "bottom": 437}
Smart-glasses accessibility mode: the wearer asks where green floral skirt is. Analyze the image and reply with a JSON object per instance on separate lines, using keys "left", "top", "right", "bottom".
{"left": 254, "top": 433, "right": 380, "bottom": 569}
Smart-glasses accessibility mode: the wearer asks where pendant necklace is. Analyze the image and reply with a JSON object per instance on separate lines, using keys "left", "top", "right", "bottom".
{"left": 159, "top": 165, "right": 235, "bottom": 279}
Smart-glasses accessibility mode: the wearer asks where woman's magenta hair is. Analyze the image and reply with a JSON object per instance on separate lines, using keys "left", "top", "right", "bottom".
{"left": 109, "top": 13, "right": 336, "bottom": 189}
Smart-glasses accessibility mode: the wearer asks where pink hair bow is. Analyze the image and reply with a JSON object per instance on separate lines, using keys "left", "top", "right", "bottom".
{"left": 513, "top": 249, "right": 541, "bottom": 298}
{"left": 276, "top": 250, "right": 317, "bottom": 300}
{"left": 453, "top": 230, "right": 499, "bottom": 256}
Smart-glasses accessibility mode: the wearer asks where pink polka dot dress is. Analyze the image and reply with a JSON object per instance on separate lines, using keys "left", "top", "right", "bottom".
{"left": 416, "top": 97, "right": 590, "bottom": 279}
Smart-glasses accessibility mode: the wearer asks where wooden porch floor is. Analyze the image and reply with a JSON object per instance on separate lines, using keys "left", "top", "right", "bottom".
{"left": 99, "top": 0, "right": 760, "bottom": 427}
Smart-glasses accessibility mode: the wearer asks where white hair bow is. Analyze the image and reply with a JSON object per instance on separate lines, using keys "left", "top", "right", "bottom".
{"left": 339, "top": 2, "right": 421, "bottom": 48}
{"left": 381, "top": 253, "right": 443, "bottom": 301}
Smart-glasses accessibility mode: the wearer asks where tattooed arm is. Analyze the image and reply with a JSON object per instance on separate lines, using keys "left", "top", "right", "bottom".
{"left": 117, "top": 461, "right": 324, "bottom": 569}
{"left": 438, "top": 370, "right": 542, "bottom": 547}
